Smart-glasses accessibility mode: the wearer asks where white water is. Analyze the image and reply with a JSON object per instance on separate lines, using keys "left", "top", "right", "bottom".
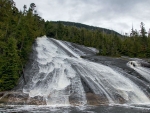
{"left": 127, "top": 61, "right": 150, "bottom": 82}
{"left": 22, "top": 36, "right": 150, "bottom": 106}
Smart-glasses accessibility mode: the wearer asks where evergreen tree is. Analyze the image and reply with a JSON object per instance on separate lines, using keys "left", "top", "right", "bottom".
{"left": 0, "top": 38, "right": 20, "bottom": 90}
{"left": 0, "top": 0, "right": 45, "bottom": 91}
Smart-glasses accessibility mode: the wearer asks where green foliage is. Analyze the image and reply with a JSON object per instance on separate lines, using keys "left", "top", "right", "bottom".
{"left": 0, "top": 0, "right": 45, "bottom": 91}
{"left": 0, "top": 38, "right": 20, "bottom": 90}
{"left": 45, "top": 21, "right": 121, "bottom": 56}
{"left": 0, "top": 0, "right": 149, "bottom": 91}
{"left": 45, "top": 21, "right": 150, "bottom": 58}
{"left": 52, "top": 21, "right": 122, "bottom": 37}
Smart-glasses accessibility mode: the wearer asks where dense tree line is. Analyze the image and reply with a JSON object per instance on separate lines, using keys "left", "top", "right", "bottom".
{"left": 52, "top": 21, "right": 121, "bottom": 36}
{"left": 0, "top": 0, "right": 150, "bottom": 91}
{"left": 45, "top": 21, "right": 150, "bottom": 57}
{"left": 0, "top": 0, "right": 45, "bottom": 91}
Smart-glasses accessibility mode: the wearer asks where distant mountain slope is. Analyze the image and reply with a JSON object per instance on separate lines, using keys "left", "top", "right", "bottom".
{"left": 52, "top": 21, "right": 122, "bottom": 36}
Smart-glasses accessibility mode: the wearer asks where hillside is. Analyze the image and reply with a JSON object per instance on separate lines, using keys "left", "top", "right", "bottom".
{"left": 52, "top": 21, "right": 122, "bottom": 37}
{"left": 0, "top": 0, "right": 150, "bottom": 92}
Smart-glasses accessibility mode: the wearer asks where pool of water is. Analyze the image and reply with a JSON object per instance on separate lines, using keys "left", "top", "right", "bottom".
{"left": 1, "top": 104, "right": 150, "bottom": 113}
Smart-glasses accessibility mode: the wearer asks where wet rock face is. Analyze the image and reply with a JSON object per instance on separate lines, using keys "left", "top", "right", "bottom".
{"left": 141, "top": 62, "right": 150, "bottom": 68}
{"left": 0, "top": 92, "right": 128, "bottom": 106}
{"left": 86, "top": 93, "right": 109, "bottom": 105}
{"left": 0, "top": 92, "right": 46, "bottom": 105}
{"left": 80, "top": 77, "right": 94, "bottom": 93}
{"left": 0, "top": 92, "right": 108, "bottom": 106}
{"left": 69, "top": 93, "right": 110, "bottom": 106}
{"left": 1, "top": 37, "right": 150, "bottom": 106}
{"left": 0, "top": 92, "right": 5, "bottom": 98}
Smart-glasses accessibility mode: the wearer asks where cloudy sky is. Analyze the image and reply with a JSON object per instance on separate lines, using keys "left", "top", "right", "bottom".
{"left": 14, "top": 0, "right": 150, "bottom": 34}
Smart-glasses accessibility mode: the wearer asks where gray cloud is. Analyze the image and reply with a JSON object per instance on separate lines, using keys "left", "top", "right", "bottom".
{"left": 14, "top": 0, "right": 150, "bottom": 34}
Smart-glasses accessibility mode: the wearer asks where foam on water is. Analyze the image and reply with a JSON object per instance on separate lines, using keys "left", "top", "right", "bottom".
{"left": 23, "top": 36, "right": 86, "bottom": 106}
{"left": 22, "top": 36, "right": 150, "bottom": 106}
{"left": 71, "top": 58, "right": 150, "bottom": 104}
{"left": 127, "top": 61, "right": 150, "bottom": 82}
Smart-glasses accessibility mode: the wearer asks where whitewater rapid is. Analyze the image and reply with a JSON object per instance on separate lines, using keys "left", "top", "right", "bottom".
{"left": 127, "top": 61, "right": 150, "bottom": 82}
{"left": 22, "top": 36, "right": 150, "bottom": 106}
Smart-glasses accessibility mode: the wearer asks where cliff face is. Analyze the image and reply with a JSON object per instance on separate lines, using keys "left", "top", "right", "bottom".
{"left": 1, "top": 36, "right": 150, "bottom": 107}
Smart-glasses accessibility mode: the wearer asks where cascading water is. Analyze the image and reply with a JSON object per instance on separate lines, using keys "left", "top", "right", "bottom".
{"left": 22, "top": 36, "right": 87, "bottom": 106}
{"left": 1, "top": 36, "right": 150, "bottom": 113}
{"left": 127, "top": 61, "right": 150, "bottom": 82}
{"left": 19, "top": 36, "right": 150, "bottom": 106}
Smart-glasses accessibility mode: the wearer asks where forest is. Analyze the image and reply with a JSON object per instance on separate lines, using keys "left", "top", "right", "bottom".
{"left": 51, "top": 21, "right": 122, "bottom": 36}
{"left": 0, "top": 0, "right": 45, "bottom": 91}
{"left": 45, "top": 21, "right": 150, "bottom": 57}
{"left": 0, "top": 0, "right": 150, "bottom": 91}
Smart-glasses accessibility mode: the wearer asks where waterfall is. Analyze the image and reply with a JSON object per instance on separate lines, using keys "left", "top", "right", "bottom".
{"left": 21, "top": 36, "right": 150, "bottom": 106}
{"left": 127, "top": 61, "right": 150, "bottom": 82}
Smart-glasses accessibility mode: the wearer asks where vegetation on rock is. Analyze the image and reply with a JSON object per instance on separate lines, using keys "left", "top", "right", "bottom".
{"left": 0, "top": 0, "right": 150, "bottom": 91}
{"left": 0, "top": 0, "right": 45, "bottom": 91}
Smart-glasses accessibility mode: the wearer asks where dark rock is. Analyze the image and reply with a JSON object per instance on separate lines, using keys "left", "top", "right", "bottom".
{"left": 86, "top": 93, "right": 109, "bottom": 105}
{"left": 0, "top": 92, "right": 46, "bottom": 105}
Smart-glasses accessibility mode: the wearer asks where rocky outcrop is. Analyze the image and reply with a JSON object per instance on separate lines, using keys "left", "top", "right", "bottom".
{"left": 1, "top": 92, "right": 106, "bottom": 106}
{"left": 0, "top": 92, "right": 46, "bottom": 105}
{"left": 0, "top": 92, "right": 128, "bottom": 106}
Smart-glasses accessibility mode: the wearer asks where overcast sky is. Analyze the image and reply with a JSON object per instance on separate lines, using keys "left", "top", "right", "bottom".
{"left": 14, "top": 0, "right": 150, "bottom": 35}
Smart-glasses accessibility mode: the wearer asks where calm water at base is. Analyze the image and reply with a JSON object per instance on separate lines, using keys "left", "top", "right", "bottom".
{"left": 0, "top": 105, "right": 150, "bottom": 113}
